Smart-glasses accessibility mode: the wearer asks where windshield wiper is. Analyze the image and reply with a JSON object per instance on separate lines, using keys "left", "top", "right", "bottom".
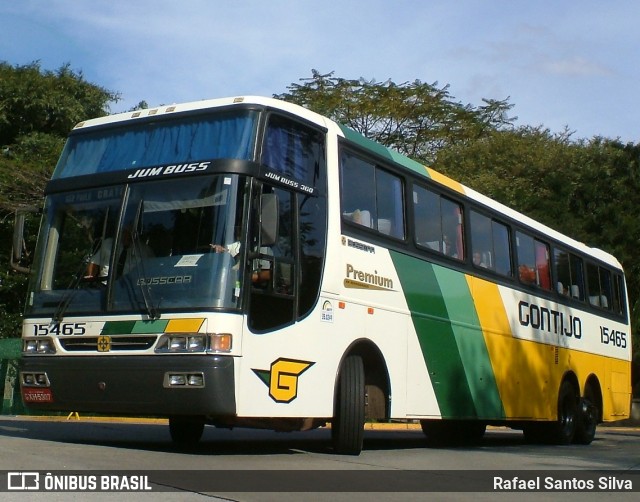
{"left": 130, "top": 200, "right": 160, "bottom": 320}
{"left": 52, "top": 239, "right": 102, "bottom": 322}
{"left": 131, "top": 233, "right": 160, "bottom": 320}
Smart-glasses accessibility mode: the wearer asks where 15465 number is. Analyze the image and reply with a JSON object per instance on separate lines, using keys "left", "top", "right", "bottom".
{"left": 32, "top": 322, "right": 86, "bottom": 336}
{"left": 600, "top": 326, "right": 627, "bottom": 348}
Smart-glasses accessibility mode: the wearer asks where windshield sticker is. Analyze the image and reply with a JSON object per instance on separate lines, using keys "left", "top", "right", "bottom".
{"left": 174, "top": 255, "right": 204, "bottom": 267}
{"left": 321, "top": 300, "right": 334, "bottom": 322}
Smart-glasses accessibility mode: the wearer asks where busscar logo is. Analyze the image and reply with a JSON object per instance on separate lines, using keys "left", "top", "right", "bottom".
{"left": 8, "top": 472, "right": 40, "bottom": 490}
{"left": 252, "top": 358, "right": 315, "bottom": 403}
{"left": 97, "top": 335, "right": 111, "bottom": 352}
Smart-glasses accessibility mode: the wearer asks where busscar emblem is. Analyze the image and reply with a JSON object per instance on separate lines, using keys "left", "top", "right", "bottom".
{"left": 97, "top": 335, "right": 111, "bottom": 352}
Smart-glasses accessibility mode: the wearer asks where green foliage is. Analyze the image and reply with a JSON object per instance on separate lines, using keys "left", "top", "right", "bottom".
{"left": 0, "top": 62, "right": 119, "bottom": 338}
{"left": 0, "top": 61, "right": 119, "bottom": 145}
{"left": 0, "top": 61, "right": 119, "bottom": 214}
{"left": 275, "top": 70, "right": 516, "bottom": 164}
{"left": 435, "top": 129, "right": 640, "bottom": 362}
{"left": 0, "top": 132, "right": 65, "bottom": 213}
{"left": 281, "top": 70, "right": 640, "bottom": 368}
{"left": 0, "top": 218, "right": 29, "bottom": 338}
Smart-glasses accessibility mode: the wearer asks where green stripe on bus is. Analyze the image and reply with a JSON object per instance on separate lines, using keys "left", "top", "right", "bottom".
{"left": 431, "top": 266, "right": 505, "bottom": 419}
{"left": 391, "top": 251, "right": 505, "bottom": 419}
{"left": 390, "top": 251, "right": 476, "bottom": 417}
{"left": 101, "top": 320, "right": 137, "bottom": 335}
{"left": 101, "top": 319, "right": 169, "bottom": 335}
{"left": 339, "top": 125, "right": 430, "bottom": 177}
{"left": 131, "top": 320, "right": 169, "bottom": 334}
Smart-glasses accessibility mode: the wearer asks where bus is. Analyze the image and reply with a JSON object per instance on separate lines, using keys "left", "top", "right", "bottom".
{"left": 15, "top": 96, "right": 631, "bottom": 454}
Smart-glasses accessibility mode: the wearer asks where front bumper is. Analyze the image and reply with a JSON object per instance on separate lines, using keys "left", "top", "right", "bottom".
{"left": 20, "top": 355, "right": 236, "bottom": 417}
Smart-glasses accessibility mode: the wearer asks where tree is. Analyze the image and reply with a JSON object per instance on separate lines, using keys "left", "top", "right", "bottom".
{"left": 0, "top": 62, "right": 119, "bottom": 337}
{"left": 275, "top": 70, "right": 516, "bottom": 164}
{"left": 0, "top": 62, "right": 119, "bottom": 146}
{"left": 435, "top": 130, "right": 640, "bottom": 364}
{"left": 280, "top": 70, "right": 640, "bottom": 371}
{"left": 0, "top": 62, "right": 119, "bottom": 213}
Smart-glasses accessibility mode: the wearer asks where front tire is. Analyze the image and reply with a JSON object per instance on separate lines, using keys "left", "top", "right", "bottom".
{"left": 332, "top": 355, "right": 365, "bottom": 455}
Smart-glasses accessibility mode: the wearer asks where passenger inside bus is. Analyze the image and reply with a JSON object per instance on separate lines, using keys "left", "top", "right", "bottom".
{"left": 473, "top": 251, "right": 488, "bottom": 268}
{"left": 85, "top": 226, "right": 154, "bottom": 281}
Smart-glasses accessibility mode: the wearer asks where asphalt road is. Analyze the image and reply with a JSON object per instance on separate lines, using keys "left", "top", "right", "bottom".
{"left": 0, "top": 417, "right": 638, "bottom": 501}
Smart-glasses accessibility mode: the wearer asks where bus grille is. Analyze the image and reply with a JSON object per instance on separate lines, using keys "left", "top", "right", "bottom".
{"left": 60, "top": 336, "right": 157, "bottom": 352}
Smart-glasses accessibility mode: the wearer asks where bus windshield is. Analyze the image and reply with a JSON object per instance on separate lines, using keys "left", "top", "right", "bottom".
{"left": 53, "top": 109, "right": 258, "bottom": 179}
{"left": 26, "top": 174, "right": 249, "bottom": 317}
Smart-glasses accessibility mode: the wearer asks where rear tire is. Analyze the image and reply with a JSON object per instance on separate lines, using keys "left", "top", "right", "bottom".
{"left": 523, "top": 381, "right": 579, "bottom": 445}
{"left": 574, "top": 386, "right": 598, "bottom": 445}
{"left": 169, "top": 416, "right": 205, "bottom": 445}
{"left": 551, "top": 380, "right": 579, "bottom": 445}
{"left": 332, "top": 355, "right": 365, "bottom": 455}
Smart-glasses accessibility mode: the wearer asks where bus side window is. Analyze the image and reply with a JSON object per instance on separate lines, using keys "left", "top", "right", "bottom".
{"left": 469, "top": 210, "right": 512, "bottom": 273}
{"left": 340, "top": 152, "right": 375, "bottom": 230}
{"left": 339, "top": 149, "right": 405, "bottom": 239}
{"left": 587, "top": 263, "right": 613, "bottom": 310}
{"left": 413, "top": 185, "right": 464, "bottom": 260}
{"left": 516, "top": 232, "right": 536, "bottom": 285}
{"left": 612, "top": 274, "right": 625, "bottom": 314}
{"left": 516, "top": 231, "right": 551, "bottom": 290}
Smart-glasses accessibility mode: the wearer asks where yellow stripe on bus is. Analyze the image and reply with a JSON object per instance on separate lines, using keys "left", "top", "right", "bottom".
{"left": 468, "top": 275, "right": 632, "bottom": 421}
{"left": 425, "top": 167, "right": 465, "bottom": 195}
{"left": 164, "top": 318, "right": 205, "bottom": 333}
{"left": 467, "top": 276, "right": 556, "bottom": 419}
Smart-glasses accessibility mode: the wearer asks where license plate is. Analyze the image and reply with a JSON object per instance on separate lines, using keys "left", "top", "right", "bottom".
{"left": 22, "top": 388, "right": 53, "bottom": 403}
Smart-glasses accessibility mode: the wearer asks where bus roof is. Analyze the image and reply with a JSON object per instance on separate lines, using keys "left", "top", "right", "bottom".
{"left": 73, "top": 96, "right": 621, "bottom": 270}
{"left": 72, "top": 95, "right": 332, "bottom": 131}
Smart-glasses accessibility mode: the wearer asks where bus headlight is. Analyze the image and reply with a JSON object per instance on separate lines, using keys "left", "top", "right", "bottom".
{"left": 23, "top": 338, "right": 56, "bottom": 355}
{"left": 156, "top": 333, "right": 206, "bottom": 353}
{"left": 21, "top": 372, "right": 50, "bottom": 386}
{"left": 163, "top": 372, "right": 205, "bottom": 388}
{"left": 155, "top": 333, "right": 232, "bottom": 353}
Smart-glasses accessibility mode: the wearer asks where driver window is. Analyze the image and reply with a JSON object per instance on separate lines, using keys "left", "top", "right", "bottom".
{"left": 249, "top": 185, "right": 296, "bottom": 331}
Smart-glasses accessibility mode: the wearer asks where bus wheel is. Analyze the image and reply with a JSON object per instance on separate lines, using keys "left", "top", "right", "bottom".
{"left": 551, "top": 381, "right": 579, "bottom": 445}
{"left": 169, "top": 416, "right": 205, "bottom": 445}
{"left": 574, "top": 387, "right": 598, "bottom": 445}
{"left": 332, "top": 354, "right": 365, "bottom": 455}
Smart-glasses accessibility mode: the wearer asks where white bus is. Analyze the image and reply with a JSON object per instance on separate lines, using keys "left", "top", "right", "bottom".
{"left": 17, "top": 96, "right": 632, "bottom": 454}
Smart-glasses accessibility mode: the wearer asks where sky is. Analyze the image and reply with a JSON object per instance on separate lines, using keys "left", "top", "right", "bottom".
{"left": 1, "top": 0, "right": 639, "bottom": 142}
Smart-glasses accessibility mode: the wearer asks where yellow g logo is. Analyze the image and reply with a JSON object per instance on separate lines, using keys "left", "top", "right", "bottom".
{"left": 253, "top": 358, "right": 315, "bottom": 403}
